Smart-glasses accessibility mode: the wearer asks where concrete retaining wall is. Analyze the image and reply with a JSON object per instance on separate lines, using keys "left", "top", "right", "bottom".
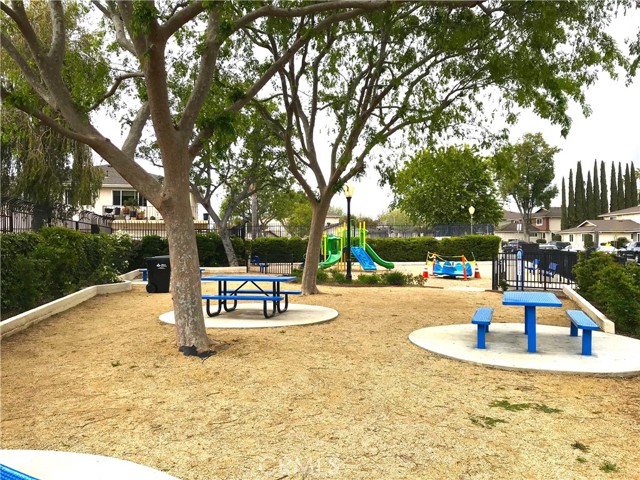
{"left": 1, "top": 281, "right": 132, "bottom": 339}
{"left": 562, "top": 286, "right": 615, "bottom": 334}
{"left": 0, "top": 266, "right": 248, "bottom": 339}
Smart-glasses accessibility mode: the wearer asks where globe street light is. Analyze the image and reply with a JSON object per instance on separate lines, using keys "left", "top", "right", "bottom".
{"left": 344, "top": 183, "right": 355, "bottom": 281}
{"left": 468, "top": 205, "right": 475, "bottom": 235}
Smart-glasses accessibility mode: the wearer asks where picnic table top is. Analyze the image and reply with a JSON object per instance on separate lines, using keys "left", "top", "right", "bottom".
{"left": 201, "top": 275, "right": 296, "bottom": 282}
{"left": 502, "top": 291, "right": 562, "bottom": 307}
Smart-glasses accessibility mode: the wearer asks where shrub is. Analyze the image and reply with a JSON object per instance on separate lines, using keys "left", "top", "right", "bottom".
{"left": 574, "top": 254, "right": 640, "bottom": 335}
{"left": 250, "top": 237, "right": 307, "bottom": 262}
{"left": 381, "top": 271, "right": 407, "bottom": 286}
{"left": 329, "top": 270, "right": 348, "bottom": 283}
{"left": 367, "top": 237, "right": 438, "bottom": 262}
{"left": 357, "top": 273, "right": 381, "bottom": 285}
{"left": 438, "top": 235, "right": 501, "bottom": 261}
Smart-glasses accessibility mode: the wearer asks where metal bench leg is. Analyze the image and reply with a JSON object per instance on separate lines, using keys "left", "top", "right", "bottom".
{"left": 263, "top": 300, "right": 277, "bottom": 318}
{"left": 205, "top": 299, "right": 222, "bottom": 317}
{"left": 570, "top": 323, "right": 578, "bottom": 337}
{"left": 277, "top": 294, "right": 289, "bottom": 313}
{"left": 581, "top": 330, "right": 593, "bottom": 356}
{"left": 476, "top": 325, "right": 487, "bottom": 349}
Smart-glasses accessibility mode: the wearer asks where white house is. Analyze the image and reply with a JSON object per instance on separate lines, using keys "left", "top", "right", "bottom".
{"left": 91, "top": 165, "right": 205, "bottom": 238}
{"left": 494, "top": 208, "right": 563, "bottom": 243}
{"left": 558, "top": 215, "right": 640, "bottom": 250}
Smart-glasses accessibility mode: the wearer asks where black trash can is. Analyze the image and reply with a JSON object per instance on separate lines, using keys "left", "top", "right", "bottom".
{"left": 145, "top": 255, "right": 171, "bottom": 293}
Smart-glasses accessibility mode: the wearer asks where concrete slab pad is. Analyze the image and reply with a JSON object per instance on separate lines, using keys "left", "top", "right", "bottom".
{"left": 409, "top": 323, "right": 640, "bottom": 377}
{"left": 159, "top": 304, "right": 338, "bottom": 329}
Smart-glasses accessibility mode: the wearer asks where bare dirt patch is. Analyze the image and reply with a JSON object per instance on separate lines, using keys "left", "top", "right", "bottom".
{"left": 2, "top": 281, "right": 639, "bottom": 479}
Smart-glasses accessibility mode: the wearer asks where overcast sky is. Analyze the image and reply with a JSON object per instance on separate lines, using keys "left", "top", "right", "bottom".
{"left": 336, "top": 10, "right": 640, "bottom": 219}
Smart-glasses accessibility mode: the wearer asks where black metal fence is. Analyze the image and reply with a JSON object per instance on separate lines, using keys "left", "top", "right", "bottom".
{"left": 246, "top": 253, "right": 304, "bottom": 275}
{"left": 0, "top": 198, "right": 113, "bottom": 234}
{"left": 492, "top": 250, "right": 579, "bottom": 291}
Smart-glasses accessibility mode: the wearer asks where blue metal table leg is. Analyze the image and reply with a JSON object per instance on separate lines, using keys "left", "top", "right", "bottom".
{"left": 525, "top": 305, "right": 536, "bottom": 353}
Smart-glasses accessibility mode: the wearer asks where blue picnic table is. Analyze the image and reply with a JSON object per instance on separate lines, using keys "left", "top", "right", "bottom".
{"left": 502, "top": 291, "right": 563, "bottom": 353}
{"left": 201, "top": 275, "right": 299, "bottom": 319}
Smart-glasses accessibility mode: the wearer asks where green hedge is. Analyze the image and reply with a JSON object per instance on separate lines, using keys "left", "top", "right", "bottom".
{"left": 250, "top": 237, "right": 307, "bottom": 261}
{"left": 573, "top": 253, "right": 640, "bottom": 336}
{"left": 0, "top": 228, "right": 135, "bottom": 317}
{"left": 250, "top": 235, "right": 501, "bottom": 262}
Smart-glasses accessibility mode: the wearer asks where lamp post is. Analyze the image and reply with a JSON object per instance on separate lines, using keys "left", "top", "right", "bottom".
{"left": 344, "top": 183, "right": 355, "bottom": 281}
{"left": 468, "top": 205, "right": 475, "bottom": 235}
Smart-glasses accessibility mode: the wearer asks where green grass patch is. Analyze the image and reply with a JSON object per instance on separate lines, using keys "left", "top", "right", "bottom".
{"left": 469, "top": 415, "right": 507, "bottom": 428}
{"left": 572, "top": 441, "right": 590, "bottom": 453}
{"left": 600, "top": 461, "right": 618, "bottom": 473}
{"left": 490, "top": 399, "right": 561, "bottom": 413}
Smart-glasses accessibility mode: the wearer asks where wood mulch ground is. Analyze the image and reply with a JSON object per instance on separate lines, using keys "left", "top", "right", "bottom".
{"left": 1, "top": 276, "right": 639, "bottom": 479}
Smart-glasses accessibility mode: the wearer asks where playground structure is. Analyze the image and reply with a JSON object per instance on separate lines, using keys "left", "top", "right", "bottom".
{"left": 427, "top": 252, "right": 476, "bottom": 280}
{"left": 320, "top": 222, "right": 394, "bottom": 271}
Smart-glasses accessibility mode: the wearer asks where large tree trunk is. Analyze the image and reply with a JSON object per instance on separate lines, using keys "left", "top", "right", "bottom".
{"left": 163, "top": 192, "right": 211, "bottom": 352}
{"left": 301, "top": 198, "right": 332, "bottom": 294}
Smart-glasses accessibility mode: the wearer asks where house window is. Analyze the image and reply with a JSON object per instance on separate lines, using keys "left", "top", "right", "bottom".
{"left": 569, "top": 234, "right": 574, "bottom": 242}
{"left": 535, "top": 218, "right": 543, "bottom": 226}
{"left": 112, "top": 190, "right": 147, "bottom": 206}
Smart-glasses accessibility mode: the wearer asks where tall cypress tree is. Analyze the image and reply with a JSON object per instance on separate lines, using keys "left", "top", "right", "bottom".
{"left": 600, "top": 160, "right": 608, "bottom": 213}
{"left": 568, "top": 168, "right": 575, "bottom": 227}
{"left": 610, "top": 162, "right": 618, "bottom": 212}
{"left": 624, "top": 163, "right": 632, "bottom": 207}
{"left": 575, "top": 161, "right": 586, "bottom": 223}
{"left": 586, "top": 171, "right": 594, "bottom": 219}
{"left": 561, "top": 177, "right": 567, "bottom": 229}
{"left": 631, "top": 165, "right": 639, "bottom": 205}
{"left": 593, "top": 160, "right": 600, "bottom": 215}
{"left": 617, "top": 162, "right": 625, "bottom": 210}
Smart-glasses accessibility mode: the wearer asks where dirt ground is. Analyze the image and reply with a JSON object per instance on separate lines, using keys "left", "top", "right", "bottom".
{"left": 2, "top": 271, "right": 640, "bottom": 479}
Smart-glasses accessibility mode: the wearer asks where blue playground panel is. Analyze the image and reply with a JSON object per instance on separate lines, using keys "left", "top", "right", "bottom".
{"left": 433, "top": 260, "right": 473, "bottom": 278}
{"left": 350, "top": 247, "right": 376, "bottom": 271}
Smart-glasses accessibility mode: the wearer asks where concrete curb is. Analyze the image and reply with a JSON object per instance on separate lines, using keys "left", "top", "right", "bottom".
{"left": 562, "top": 285, "right": 615, "bottom": 334}
{"left": 1, "top": 281, "right": 132, "bottom": 339}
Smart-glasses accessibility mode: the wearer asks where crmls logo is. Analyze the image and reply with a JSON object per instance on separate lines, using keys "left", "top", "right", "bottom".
{"left": 156, "top": 263, "right": 168, "bottom": 270}
{"left": 258, "top": 455, "right": 340, "bottom": 477}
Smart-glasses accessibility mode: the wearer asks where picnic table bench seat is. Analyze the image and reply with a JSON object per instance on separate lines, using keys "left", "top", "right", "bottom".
{"left": 471, "top": 307, "right": 494, "bottom": 349}
{"left": 202, "top": 293, "right": 284, "bottom": 318}
{"left": 566, "top": 310, "right": 600, "bottom": 355}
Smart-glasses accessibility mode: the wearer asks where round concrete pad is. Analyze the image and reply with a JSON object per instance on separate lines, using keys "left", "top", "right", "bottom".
{"left": 409, "top": 323, "right": 640, "bottom": 377}
{"left": 159, "top": 304, "right": 338, "bottom": 329}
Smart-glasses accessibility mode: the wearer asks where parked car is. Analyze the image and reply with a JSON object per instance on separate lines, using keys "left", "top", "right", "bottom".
{"left": 596, "top": 244, "right": 618, "bottom": 254}
{"left": 502, "top": 240, "right": 535, "bottom": 253}
{"left": 548, "top": 240, "right": 571, "bottom": 250}
{"left": 619, "top": 241, "right": 640, "bottom": 262}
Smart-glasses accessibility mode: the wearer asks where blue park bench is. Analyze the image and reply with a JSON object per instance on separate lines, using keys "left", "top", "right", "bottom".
{"left": 140, "top": 267, "right": 205, "bottom": 281}
{"left": 566, "top": 310, "right": 600, "bottom": 355}
{"left": 471, "top": 307, "right": 494, "bottom": 349}
{"left": 250, "top": 256, "right": 269, "bottom": 273}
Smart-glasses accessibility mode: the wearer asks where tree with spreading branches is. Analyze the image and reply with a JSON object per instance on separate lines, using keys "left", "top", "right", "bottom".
{"left": 1, "top": 0, "right": 396, "bottom": 355}
{"left": 249, "top": 1, "right": 630, "bottom": 293}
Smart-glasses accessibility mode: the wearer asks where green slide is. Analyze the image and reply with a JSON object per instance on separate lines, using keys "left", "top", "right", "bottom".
{"left": 319, "top": 251, "right": 342, "bottom": 269}
{"left": 365, "top": 243, "right": 394, "bottom": 269}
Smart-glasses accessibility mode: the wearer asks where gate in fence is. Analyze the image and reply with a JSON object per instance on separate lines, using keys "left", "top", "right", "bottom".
{"left": 492, "top": 250, "right": 578, "bottom": 291}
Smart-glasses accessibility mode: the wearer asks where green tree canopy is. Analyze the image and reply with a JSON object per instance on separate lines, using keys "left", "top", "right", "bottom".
{"left": 493, "top": 133, "right": 559, "bottom": 234}
{"left": 391, "top": 145, "right": 503, "bottom": 226}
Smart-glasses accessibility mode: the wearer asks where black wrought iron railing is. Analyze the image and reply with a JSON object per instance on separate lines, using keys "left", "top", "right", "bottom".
{"left": 492, "top": 250, "right": 579, "bottom": 291}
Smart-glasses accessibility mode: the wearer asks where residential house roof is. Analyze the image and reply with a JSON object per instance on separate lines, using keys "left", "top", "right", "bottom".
{"left": 98, "top": 165, "right": 162, "bottom": 187}
{"left": 496, "top": 223, "right": 544, "bottom": 234}
{"left": 598, "top": 205, "right": 640, "bottom": 218}
{"left": 532, "top": 207, "right": 562, "bottom": 218}
{"left": 502, "top": 210, "right": 522, "bottom": 222}
{"left": 559, "top": 219, "right": 640, "bottom": 234}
